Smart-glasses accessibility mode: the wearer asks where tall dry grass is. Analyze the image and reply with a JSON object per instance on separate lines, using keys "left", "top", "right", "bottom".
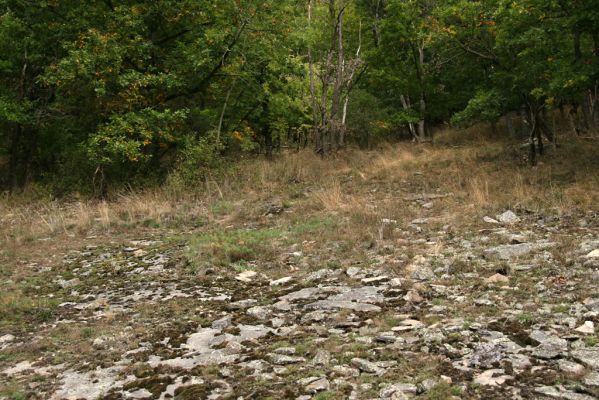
{"left": 1, "top": 127, "right": 597, "bottom": 245}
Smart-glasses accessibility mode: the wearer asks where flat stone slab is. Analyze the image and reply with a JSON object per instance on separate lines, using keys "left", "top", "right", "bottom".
{"left": 572, "top": 348, "right": 599, "bottom": 370}
{"left": 306, "top": 300, "right": 382, "bottom": 312}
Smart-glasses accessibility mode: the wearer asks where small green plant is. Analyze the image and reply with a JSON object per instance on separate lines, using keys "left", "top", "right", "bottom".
{"left": 516, "top": 312, "right": 537, "bottom": 325}
{"left": 187, "top": 217, "right": 337, "bottom": 266}
{"left": 462, "top": 317, "right": 474, "bottom": 330}
{"left": 313, "top": 392, "right": 332, "bottom": 400}
{"left": 552, "top": 304, "right": 570, "bottom": 314}
{"left": 231, "top": 261, "right": 252, "bottom": 272}
{"left": 81, "top": 327, "right": 94, "bottom": 339}
{"left": 423, "top": 383, "right": 462, "bottom": 400}
{"left": 209, "top": 200, "right": 235, "bottom": 216}
{"left": 585, "top": 336, "right": 597, "bottom": 347}
{"left": 447, "top": 332, "right": 462, "bottom": 344}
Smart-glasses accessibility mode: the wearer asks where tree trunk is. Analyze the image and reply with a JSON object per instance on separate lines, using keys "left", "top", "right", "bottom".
{"left": 216, "top": 83, "right": 234, "bottom": 144}
{"left": 400, "top": 95, "right": 417, "bottom": 141}
{"left": 307, "top": 0, "right": 319, "bottom": 152}
{"left": 330, "top": 0, "right": 345, "bottom": 152}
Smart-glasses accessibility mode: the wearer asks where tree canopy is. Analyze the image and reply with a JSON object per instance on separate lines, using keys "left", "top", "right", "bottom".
{"left": 1, "top": 0, "right": 597, "bottom": 194}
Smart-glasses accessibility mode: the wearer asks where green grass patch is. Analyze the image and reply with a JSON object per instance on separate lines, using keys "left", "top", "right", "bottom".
{"left": 187, "top": 217, "right": 336, "bottom": 266}
{"left": 423, "top": 383, "right": 462, "bottom": 399}
{"left": 0, "top": 291, "right": 59, "bottom": 328}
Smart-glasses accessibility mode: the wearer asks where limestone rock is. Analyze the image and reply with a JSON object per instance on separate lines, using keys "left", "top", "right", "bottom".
{"left": 575, "top": 321, "right": 595, "bottom": 334}
{"left": 351, "top": 358, "right": 384, "bottom": 375}
{"left": 572, "top": 348, "right": 599, "bottom": 369}
{"left": 497, "top": 210, "right": 520, "bottom": 224}
{"left": 485, "top": 273, "right": 509, "bottom": 284}
{"left": 473, "top": 369, "right": 513, "bottom": 386}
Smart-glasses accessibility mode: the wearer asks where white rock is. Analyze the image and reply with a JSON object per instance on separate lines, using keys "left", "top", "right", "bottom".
{"left": 304, "top": 377, "right": 330, "bottom": 393}
{"left": 392, "top": 319, "right": 424, "bottom": 332}
{"left": 557, "top": 360, "right": 585, "bottom": 375}
{"left": 473, "top": 369, "right": 513, "bottom": 386}
{"left": 483, "top": 216, "right": 500, "bottom": 224}
{"left": 586, "top": 249, "right": 599, "bottom": 259}
{"left": 496, "top": 210, "right": 520, "bottom": 224}
{"left": 403, "top": 290, "right": 423, "bottom": 303}
{"left": 270, "top": 277, "right": 293, "bottom": 286}
{"left": 2, "top": 361, "right": 33, "bottom": 376}
{"left": 485, "top": 273, "right": 510, "bottom": 284}
{"left": 235, "top": 270, "right": 257, "bottom": 282}
{"left": 575, "top": 321, "right": 595, "bottom": 334}
{"left": 361, "top": 276, "right": 389, "bottom": 284}
{"left": 0, "top": 334, "right": 15, "bottom": 347}
{"left": 126, "top": 388, "right": 153, "bottom": 399}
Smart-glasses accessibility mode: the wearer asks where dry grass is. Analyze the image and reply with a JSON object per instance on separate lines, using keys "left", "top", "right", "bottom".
{"left": 1, "top": 126, "right": 597, "bottom": 247}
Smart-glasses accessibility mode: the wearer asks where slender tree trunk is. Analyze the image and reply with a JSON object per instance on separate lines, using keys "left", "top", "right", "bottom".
{"left": 307, "top": 0, "right": 319, "bottom": 152}
{"left": 372, "top": 0, "right": 383, "bottom": 47}
{"left": 330, "top": 0, "right": 345, "bottom": 152}
{"left": 419, "top": 45, "right": 428, "bottom": 141}
{"left": 400, "top": 95, "right": 417, "bottom": 141}
{"left": 216, "top": 83, "right": 234, "bottom": 144}
{"left": 340, "top": 20, "right": 363, "bottom": 148}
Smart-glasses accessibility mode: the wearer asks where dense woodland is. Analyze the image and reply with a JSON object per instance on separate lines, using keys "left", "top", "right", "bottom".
{"left": 0, "top": 0, "right": 597, "bottom": 195}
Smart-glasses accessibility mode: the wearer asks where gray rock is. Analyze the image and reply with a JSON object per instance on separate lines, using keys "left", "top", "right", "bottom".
{"left": 473, "top": 369, "right": 513, "bottom": 386}
{"left": 328, "top": 286, "right": 386, "bottom": 303}
{"left": 236, "top": 324, "right": 271, "bottom": 341}
{"left": 470, "top": 343, "right": 503, "bottom": 368}
{"left": 497, "top": 210, "right": 520, "bottom": 224}
{"left": 534, "top": 386, "right": 596, "bottom": 400}
{"left": 530, "top": 330, "right": 568, "bottom": 359}
{"left": 507, "top": 354, "right": 531, "bottom": 370}
{"left": 51, "top": 367, "right": 133, "bottom": 399}
{"left": 274, "top": 347, "right": 296, "bottom": 355}
{"left": 312, "top": 350, "right": 331, "bottom": 366}
{"left": 211, "top": 315, "right": 233, "bottom": 330}
{"left": 485, "top": 243, "right": 534, "bottom": 260}
{"left": 304, "top": 377, "right": 330, "bottom": 393}
{"left": 584, "top": 371, "right": 599, "bottom": 387}
{"left": 301, "top": 310, "right": 328, "bottom": 323}
{"left": 412, "top": 266, "right": 435, "bottom": 281}
{"left": 418, "top": 378, "right": 438, "bottom": 393}
{"left": 351, "top": 358, "right": 385, "bottom": 375}
{"left": 306, "top": 269, "right": 338, "bottom": 281}
{"left": 346, "top": 267, "right": 363, "bottom": 278}
{"left": 279, "top": 287, "right": 329, "bottom": 302}
{"left": 380, "top": 383, "right": 418, "bottom": 400}
{"left": 307, "top": 300, "right": 381, "bottom": 312}
{"left": 572, "top": 348, "right": 599, "bottom": 369}
{"left": 0, "top": 334, "right": 15, "bottom": 350}
{"left": 228, "top": 299, "right": 258, "bottom": 310}
{"left": 268, "top": 353, "right": 306, "bottom": 365}
{"left": 247, "top": 306, "right": 271, "bottom": 320}
{"left": 0, "top": 334, "right": 15, "bottom": 345}
{"left": 332, "top": 365, "right": 360, "bottom": 377}
{"left": 557, "top": 360, "right": 585, "bottom": 375}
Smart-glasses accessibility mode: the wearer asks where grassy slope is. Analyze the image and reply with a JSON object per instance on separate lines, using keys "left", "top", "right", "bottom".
{"left": 0, "top": 127, "right": 598, "bottom": 398}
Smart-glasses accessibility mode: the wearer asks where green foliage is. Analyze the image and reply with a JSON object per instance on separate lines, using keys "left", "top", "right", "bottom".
{"left": 187, "top": 217, "right": 336, "bottom": 266}
{"left": 167, "top": 135, "right": 222, "bottom": 188}
{"left": 0, "top": 0, "right": 597, "bottom": 192}
{"left": 451, "top": 90, "right": 507, "bottom": 126}
{"left": 91, "top": 108, "right": 188, "bottom": 164}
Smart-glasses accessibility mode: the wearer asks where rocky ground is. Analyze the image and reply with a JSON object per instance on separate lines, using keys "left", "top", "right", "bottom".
{"left": 1, "top": 150, "right": 599, "bottom": 399}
